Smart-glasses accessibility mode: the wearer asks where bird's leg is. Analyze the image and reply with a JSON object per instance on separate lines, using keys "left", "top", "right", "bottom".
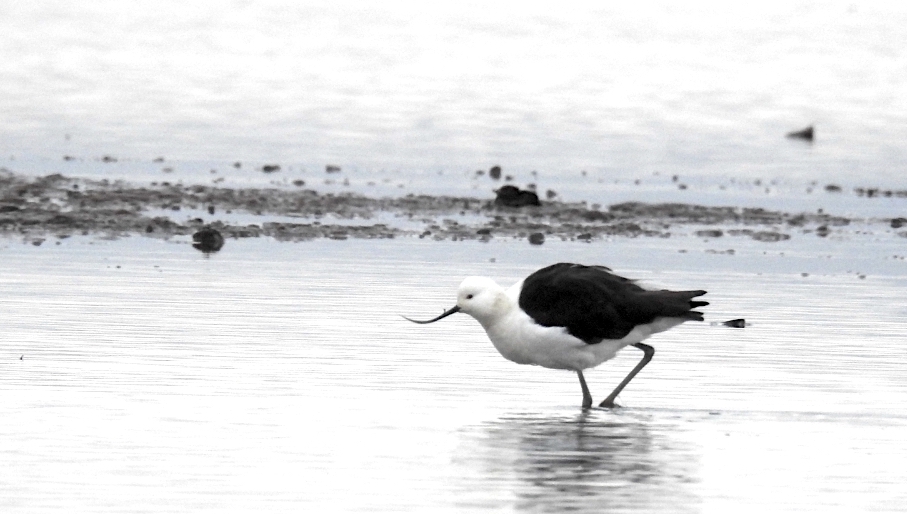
{"left": 599, "top": 343, "right": 655, "bottom": 408}
{"left": 577, "top": 370, "right": 593, "bottom": 409}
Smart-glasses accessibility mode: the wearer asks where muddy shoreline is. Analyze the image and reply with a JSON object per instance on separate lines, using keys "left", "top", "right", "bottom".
{"left": 1, "top": 170, "right": 902, "bottom": 246}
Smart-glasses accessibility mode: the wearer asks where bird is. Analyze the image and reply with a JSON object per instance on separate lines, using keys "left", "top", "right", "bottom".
{"left": 405, "top": 263, "right": 708, "bottom": 409}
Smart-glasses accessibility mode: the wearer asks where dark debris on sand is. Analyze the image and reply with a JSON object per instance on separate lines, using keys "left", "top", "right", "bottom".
{"left": 0, "top": 169, "right": 886, "bottom": 245}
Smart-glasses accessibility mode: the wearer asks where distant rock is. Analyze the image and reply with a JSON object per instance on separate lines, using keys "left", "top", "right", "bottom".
{"left": 494, "top": 185, "right": 541, "bottom": 207}
{"left": 528, "top": 232, "right": 545, "bottom": 245}
{"left": 261, "top": 164, "right": 281, "bottom": 173}
{"left": 786, "top": 125, "right": 814, "bottom": 141}
{"left": 489, "top": 166, "right": 502, "bottom": 180}
{"left": 326, "top": 165, "right": 341, "bottom": 173}
{"left": 192, "top": 227, "right": 225, "bottom": 253}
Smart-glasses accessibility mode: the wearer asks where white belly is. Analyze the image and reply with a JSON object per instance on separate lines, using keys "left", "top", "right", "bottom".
{"left": 482, "top": 310, "right": 686, "bottom": 371}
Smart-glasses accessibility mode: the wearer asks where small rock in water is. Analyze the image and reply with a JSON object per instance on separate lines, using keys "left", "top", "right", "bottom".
{"left": 192, "top": 227, "right": 225, "bottom": 253}
{"left": 489, "top": 166, "right": 502, "bottom": 180}
{"left": 722, "top": 319, "right": 746, "bottom": 328}
{"left": 326, "top": 165, "right": 341, "bottom": 173}
{"left": 494, "top": 185, "right": 541, "bottom": 207}
{"left": 261, "top": 164, "right": 281, "bottom": 173}
{"left": 891, "top": 217, "right": 907, "bottom": 229}
{"left": 786, "top": 125, "right": 814, "bottom": 141}
{"left": 528, "top": 232, "right": 545, "bottom": 245}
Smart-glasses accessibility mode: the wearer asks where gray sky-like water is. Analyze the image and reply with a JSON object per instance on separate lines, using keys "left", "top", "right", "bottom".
{"left": 2, "top": 2, "right": 906, "bottom": 185}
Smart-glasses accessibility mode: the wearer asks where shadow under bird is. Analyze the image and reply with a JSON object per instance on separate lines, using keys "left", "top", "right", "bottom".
{"left": 405, "top": 263, "right": 708, "bottom": 408}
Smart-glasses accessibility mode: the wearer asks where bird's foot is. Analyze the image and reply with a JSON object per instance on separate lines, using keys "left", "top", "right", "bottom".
{"left": 598, "top": 399, "right": 622, "bottom": 409}
{"left": 581, "top": 398, "right": 593, "bottom": 409}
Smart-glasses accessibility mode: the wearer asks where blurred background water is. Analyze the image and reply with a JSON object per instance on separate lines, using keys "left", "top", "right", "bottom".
{"left": 1, "top": 1, "right": 906, "bottom": 186}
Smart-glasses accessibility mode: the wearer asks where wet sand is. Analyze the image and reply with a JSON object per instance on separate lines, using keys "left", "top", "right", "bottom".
{"left": 3, "top": 170, "right": 899, "bottom": 246}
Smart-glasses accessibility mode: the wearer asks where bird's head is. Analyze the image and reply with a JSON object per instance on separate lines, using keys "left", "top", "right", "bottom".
{"left": 404, "top": 276, "right": 507, "bottom": 326}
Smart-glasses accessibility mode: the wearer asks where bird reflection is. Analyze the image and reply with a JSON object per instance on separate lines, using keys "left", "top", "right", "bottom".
{"left": 453, "top": 410, "right": 699, "bottom": 512}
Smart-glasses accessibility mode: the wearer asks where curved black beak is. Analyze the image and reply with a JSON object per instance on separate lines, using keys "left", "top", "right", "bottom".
{"left": 403, "top": 305, "right": 461, "bottom": 324}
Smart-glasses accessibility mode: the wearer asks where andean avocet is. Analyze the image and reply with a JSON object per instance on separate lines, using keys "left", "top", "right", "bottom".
{"left": 405, "top": 263, "right": 708, "bottom": 408}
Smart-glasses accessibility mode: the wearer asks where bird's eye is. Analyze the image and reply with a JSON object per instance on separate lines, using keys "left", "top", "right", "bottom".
{"left": 466, "top": 294, "right": 474, "bottom": 300}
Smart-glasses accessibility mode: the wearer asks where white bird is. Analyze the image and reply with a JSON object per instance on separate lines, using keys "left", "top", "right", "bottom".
{"left": 406, "top": 263, "right": 708, "bottom": 408}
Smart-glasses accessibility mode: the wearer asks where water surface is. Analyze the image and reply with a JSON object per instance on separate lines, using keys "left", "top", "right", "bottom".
{"left": 2, "top": 2, "right": 907, "bottom": 185}
{"left": 2, "top": 236, "right": 906, "bottom": 512}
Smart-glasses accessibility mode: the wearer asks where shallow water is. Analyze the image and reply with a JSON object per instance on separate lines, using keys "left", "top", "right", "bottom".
{"left": 2, "top": 235, "right": 906, "bottom": 512}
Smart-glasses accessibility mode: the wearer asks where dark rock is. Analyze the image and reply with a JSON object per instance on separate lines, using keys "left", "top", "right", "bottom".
{"left": 261, "top": 164, "right": 281, "bottom": 173}
{"left": 233, "top": 162, "right": 242, "bottom": 168}
{"left": 489, "top": 166, "right": 502, "bottom": 180}
{"left": 101, "top": 155, "right": 117, "bottom": 163}
{"left": 208, "top": 205, "right": 216, "bottom": 215}
{"left": 528, "top": 232, "right": 545, "bottom": 245}
{"left": 326, "top": 165, "right": 341, "bottom": 173}
{"left": 0, "top": 205, "right": 20, "bottom": 213}
{"left": 47, "top": 214, "right": 74, "bottom": 226}
{"left": 723, "top": 319, "right": 746, "bottom": 328}
{"left": 494, "top": 185, "right": 541, "bottom": 207}
{"left": 192, "top": 227, "right": 225, "bottom": 253}
{"left": 786, "top": 125, "right": 814, "bottom": 141}
{"left": 751, "top": 231, "right": 790, "bottom": 242}
{"left": 891, "top": 218, "right": 907, "bottom": 229}
{"left": 824, "top": 184, "right": 842, "bottom": 193}
{"left": 695, "top": 229, "right": 724, "bottom": 238}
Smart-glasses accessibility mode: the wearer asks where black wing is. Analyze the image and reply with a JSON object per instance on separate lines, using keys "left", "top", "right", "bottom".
{"left": 518, "top": 263, "right": 708, "bottom": 343}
